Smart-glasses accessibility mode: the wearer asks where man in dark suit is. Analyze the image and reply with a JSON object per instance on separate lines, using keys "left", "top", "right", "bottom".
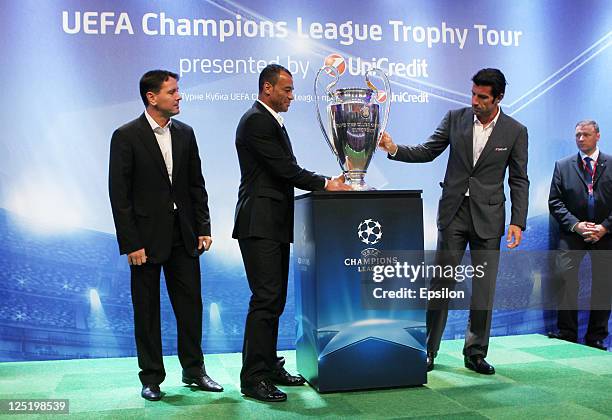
{"left": 109, "top": 70, "right": 222, "bottom": 401}
{"left": 379, "top": 68, "right": 529, "bottom": 374}
{"left": 548, "top": 120, "right": 611, "bottom": 351}
{"left": 233, "top": 64, "right": 350, "bottom": 402}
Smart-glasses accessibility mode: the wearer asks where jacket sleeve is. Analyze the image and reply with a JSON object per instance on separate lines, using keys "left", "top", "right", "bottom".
{"left": 548, "top": 161, "right": 579, "bottom": 232}
{"left": 388, "top": 110, "right": 451, "bottom": 163}
{"left": 242, "top": 113, "right": 326, "bottom": 191}
{"left": 108, "top": 129, "right": 143, "bottom": 255}
{"left": 187, "top": 129, "right": 211, "bottom": 236}
{"left": 508, "top": 125, "right": 530, "bottom": 230}
{"left": 602, "top": 209, "right": 612, "bottom": 232}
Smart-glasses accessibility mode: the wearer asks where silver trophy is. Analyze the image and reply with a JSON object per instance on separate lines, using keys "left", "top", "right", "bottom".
{"left": 315, "top": 65, "right": 390, "bottom": 190}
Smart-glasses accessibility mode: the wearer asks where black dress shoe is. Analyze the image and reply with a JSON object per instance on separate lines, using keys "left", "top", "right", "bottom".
{"left": 141, "top": 384, "right": 162, "bottom": 401}
{"left": 585, "top": 340, "right": 607, "bottom": 351}
{"left": 241, "top": 379, "right": 287, "bottom": 402}
{"left": 464, "top": 355, "right": 495, "bottom": 375}
{"left": 269, "top": 367, "right": 305, "bottom": 386}
{"left": 547, "top": 331, "right": 577, "bottom": 343}
{"left": 426, "top": 352, "right": 436, "bottom": 372}
{"left": 182, "top": 373, "right": 224, "bottom": 392}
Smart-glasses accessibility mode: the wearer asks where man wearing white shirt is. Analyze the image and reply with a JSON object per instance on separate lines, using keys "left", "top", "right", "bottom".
{"left": 109, "top": 70, "right": 222, "bottom": 401}
{"left": 379, "top": 68, "right": 529, "bottom": 374}
{"left": 233, "top": 64, "right": 350, "bottom": 402}
{"left": 548, "top": 120, "right": 611, "bottom": 351}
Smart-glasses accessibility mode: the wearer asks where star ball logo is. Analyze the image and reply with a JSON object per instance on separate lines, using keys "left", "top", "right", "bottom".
{"left": 323, "top": 53, "right": 346, "bottom": 76}
{"left": 345, "top": 219, "right": 393, "bottom": 271}
{"left": 357, "top": 219, "right": 382, "bottom": 245}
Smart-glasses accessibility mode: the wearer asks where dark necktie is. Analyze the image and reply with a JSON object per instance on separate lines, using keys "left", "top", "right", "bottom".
{"left": 584, "top": 156, "right": 595, "bottom": 221}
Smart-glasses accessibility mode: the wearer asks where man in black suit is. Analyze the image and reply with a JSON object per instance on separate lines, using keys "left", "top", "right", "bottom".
{"left": 233, "top": 64, "right": 350, "bottom": 402}
{"left": 109, "top": 70, "right": 222, "bottom": 401}
{"left": 548, "top": 120, "right": 611, "bottom": 351}
{"left": 379, "top": 68, "right": 529, "bottom": 374}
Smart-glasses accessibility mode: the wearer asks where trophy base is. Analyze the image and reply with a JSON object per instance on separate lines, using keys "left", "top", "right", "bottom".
{"left": 347, "top": 182, "right": 376, "bottom": 191}
{"left": 345, "top": 172, "right": 375, "bottom": 191}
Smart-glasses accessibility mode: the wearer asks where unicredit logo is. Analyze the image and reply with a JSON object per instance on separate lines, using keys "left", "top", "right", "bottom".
{"left": 323, "top": 53, "right": 346, "bottom": 76}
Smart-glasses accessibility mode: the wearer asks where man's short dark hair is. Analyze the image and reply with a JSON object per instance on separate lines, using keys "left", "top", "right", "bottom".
{"left": 139, "top": 70, "right": 179, "bottom": 107}
{"left": 258, "top": 64, "right": 292, "bottom": 93}
{"left": 576, "top": 120, "right": 600, "bottom": 133}
{"left": 472, "top": 68, "right": 507, "bottom": 99}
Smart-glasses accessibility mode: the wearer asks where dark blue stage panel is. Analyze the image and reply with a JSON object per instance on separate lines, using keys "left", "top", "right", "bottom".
{"left": 294, "top": 191, "right": 426, "bottom": 392}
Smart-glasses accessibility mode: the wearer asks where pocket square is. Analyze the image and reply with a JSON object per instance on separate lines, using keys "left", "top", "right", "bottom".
{"left": 495, "top": 147, "right": 508, "bottom": 151}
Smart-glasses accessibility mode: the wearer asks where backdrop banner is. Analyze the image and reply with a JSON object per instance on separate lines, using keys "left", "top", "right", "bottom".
{"left": 1, "top": 0, "right": 610, "bottom": 360}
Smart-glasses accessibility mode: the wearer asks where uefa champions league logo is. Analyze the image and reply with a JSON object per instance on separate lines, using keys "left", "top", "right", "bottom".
{"left": 344, "top": 219, "right": 385, "bottom": 269}
{"left": 357, "top": 219, "right": 382, "bottom": 245}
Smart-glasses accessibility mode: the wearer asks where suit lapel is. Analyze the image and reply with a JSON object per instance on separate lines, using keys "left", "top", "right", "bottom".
{"left": 136, "top": 114, "right": 171, "bottom": 185}
{"left": 593, "top": 153, "right": 607, "bottom": 186}
{"left": 473, "top": 110, "right": 506, "bottom": 172}
{"left": 170, "top": 123, "right": 184, "bottom": 182}
{"left": 280, "top": 125, "right": 296, "bottom": 160}
{"left": 462, "top": 112, "right": 474, "bottom": 169}
{"left": 254, "top": 101, "right": 295, "bottom": 158}
{"left": 572, "top": 153, "right": 589, "bottom": 187}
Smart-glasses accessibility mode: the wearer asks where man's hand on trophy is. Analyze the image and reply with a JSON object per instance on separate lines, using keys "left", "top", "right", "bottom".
{"left": 378, "top": 132, "right": 398, "bottom": 155}
{"left": 325, "top": 174, "right": 352, "bottom": 191}
{"left": 331, "top": 173, "right": 345, "bottom": 183}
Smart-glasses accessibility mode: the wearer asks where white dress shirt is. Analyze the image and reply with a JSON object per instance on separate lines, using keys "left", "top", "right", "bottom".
{"left": 145, "top": 110, "right": 177, "bottom": 209}
{"left": 579, "top": 147, "right": 599, "bottom": 170}
{"left": 465, "top": 107, "right": 501, "bottom": 196}
{"left": 473, "top": 109, "right": 500, "bottom": 164}
{"left": 145, "top": 110, "right": 173, "bottom": 183}
{"left": 257, "top": 99, "right": 284, "bottom": 128}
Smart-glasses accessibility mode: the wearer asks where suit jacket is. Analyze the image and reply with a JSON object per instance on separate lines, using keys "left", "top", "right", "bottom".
{"left": 109, "top": 113, "right": 210, "bottom": 262}
{"left": 232, "top": 101, "right": 326, "bottom": 243}
{"left": 390, "top": 107, "right": 529, "bottom": 238}
{"left": 549, "top": 151, "right": 612, "bottom": 247}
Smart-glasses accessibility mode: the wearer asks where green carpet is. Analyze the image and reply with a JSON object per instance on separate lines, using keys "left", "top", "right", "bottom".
{"left": 1, "top": 334, "right": 610, "bottom": 419}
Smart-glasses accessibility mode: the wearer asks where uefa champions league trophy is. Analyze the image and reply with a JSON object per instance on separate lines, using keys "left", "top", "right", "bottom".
{"left": 314, "top": 65, "right": 391, "bottom": 190}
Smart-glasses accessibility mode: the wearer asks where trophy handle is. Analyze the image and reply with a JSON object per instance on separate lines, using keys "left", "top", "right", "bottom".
{"left": 314, "top": 65, "right": 339, "bottom": 156}
{"left": 365, "top": 68, "right": 391, "bottom": 143}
